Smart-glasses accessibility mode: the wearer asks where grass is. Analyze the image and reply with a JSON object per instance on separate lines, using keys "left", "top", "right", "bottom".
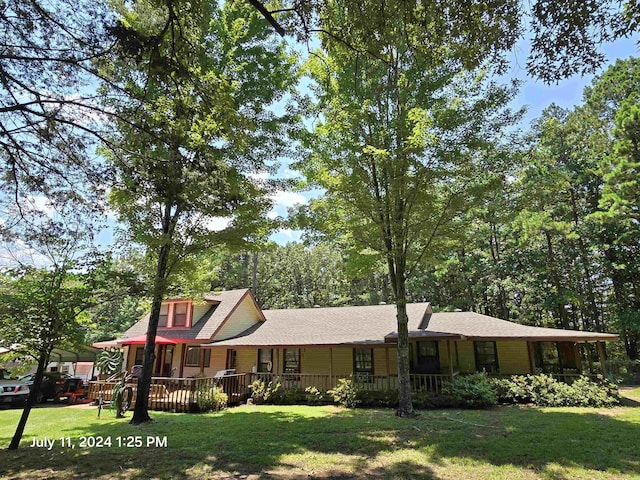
{"left": 0, "top": 390, "right": 639, "bottom": 479}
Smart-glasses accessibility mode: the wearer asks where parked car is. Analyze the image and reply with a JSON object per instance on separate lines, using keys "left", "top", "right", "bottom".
{"left": 18, "top": 372, "right": 83, "bottom": 403}
{"left": 0, "top": 369, "right": 29, "bottom": 407}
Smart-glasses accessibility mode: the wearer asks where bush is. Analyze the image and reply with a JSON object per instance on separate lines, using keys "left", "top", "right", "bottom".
{"left": 356, "top": 389, "right": 398, "bottom": 408}
{"left": 196, "top": 385, "right": 228, "bottom": 412}
{"left": 248, "top": 378, "right": 283, "bottom": 404}
{"left": 305, "top": 386, "right": 328, "bottom": 405}
{"left": 412, "top": 391, "right": 455, "bottom": 409}
{"left": 492, "top": 374, "right": 620, "bottom": 407}
{"left": 327, "top": 378, "right": 360, "bottom": 408}
{"left": 442, "top": 373, "right": 497, "bottom": 408}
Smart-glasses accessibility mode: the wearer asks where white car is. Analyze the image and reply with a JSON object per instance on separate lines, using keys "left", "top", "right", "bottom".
{"left": 0, "top": 369, "right": 29, "bottom": 407}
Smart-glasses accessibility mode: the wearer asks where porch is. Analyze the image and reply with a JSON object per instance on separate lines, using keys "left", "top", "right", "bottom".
{"left": 86, "top": 372, "right": 458, "bottom": 412}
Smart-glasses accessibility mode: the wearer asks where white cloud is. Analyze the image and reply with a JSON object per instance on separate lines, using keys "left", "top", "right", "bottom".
{"left": 204, "top": 216, "right": 231, "bottom": 232}
{"left": 269, "top": 191, "right": 306, "bottom": 208}
{"left": 248, "top": 172, "right": 270, "bottom": 182}
{"left": 25, "top": 195, "right": 56, "bottom": 217}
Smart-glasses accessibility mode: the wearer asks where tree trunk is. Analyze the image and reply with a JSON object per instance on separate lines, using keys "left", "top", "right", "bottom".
{"left": 9, "top": 351, "right": 48, "bottom": 450}
{"left": 130, "top": 241, "right": 171, "bottom": 424}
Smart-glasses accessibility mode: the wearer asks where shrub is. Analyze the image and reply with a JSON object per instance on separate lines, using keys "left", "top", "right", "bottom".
{"left": 442, "top": 373, "right": 497, "bottom": 408}
{"left": 196, "top": 385, "right": 228, "bottom": 412}
{"left": 412, "top": 391, "right": 455, "bottom": 409}
{"left": 327, "top": 378, "right": 360, "bottom": 408}
{"left": 356, "top": 389, "right": 398, "bottom": 408}
{"left": 248, "top": 377, "right": 283, "bottom": 404}
{"left": 305, "top": 386, "right": 328, "bottom": 405}
{"left": 492, "top": 374, "right": 620, "bottom": 407}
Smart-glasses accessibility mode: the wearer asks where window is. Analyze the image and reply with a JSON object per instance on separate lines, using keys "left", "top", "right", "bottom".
{"left": 158, "top": 304, "right": 168, "bottom": 327}
{"left": 534, "top": 342, "right": 561, "bottom": 373}
{"left": 173, "top": 302, "right": 188, "bottom": 327}
{"left": 283, "top": 348, "right": 300, "bottom": 373}
{"left": 353, "top": 349, "right": 374, "bottom": 376}
{"left": 226, "top": 349, "right": 237, "bottom": 370}
{"left": 474, "top": 341, "right": 499, "bottom": 373}
{"left": 258, "top": 349, "right": 273, "bottom": 372}
{"left": 185, "top": 346, "right": 200, "bottom": 367}
{"left": 134, "top": 347, "right": 145, "bottom": 365}
{"left": 185, "top": 346, "right": 210, "bottom": 368}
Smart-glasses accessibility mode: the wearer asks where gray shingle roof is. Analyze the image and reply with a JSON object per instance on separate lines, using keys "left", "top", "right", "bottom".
{"left": 206, "top": 303, "right": 618, "bottom": 347}
{"left": 117, "top": 289, "right": 256, "bottom": 342}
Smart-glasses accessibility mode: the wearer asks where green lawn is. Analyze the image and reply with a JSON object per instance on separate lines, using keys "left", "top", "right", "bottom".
{"left": 0, "top": 390, "right": 639, "bottom": 479}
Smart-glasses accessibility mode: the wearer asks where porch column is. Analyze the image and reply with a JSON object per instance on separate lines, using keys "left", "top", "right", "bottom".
{"left": 329, "top": 348, "right": 334, "bottom": 388}
{"left": 527, "top": 342, "right": 535, "bottom": 374}
{"left": 596, "top": 341, "right": 608, "bottom": 376}
{"left": 385, "top": 347, "right": 391, "bottom": 389}
{"left": 447, "top": 340, "right": 454, "bottom": 378}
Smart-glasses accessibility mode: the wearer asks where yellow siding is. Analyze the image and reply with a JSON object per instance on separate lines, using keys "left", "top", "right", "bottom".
{"left": 214, "top": 296, "right": 263, "bottom": 340}
{"left": 170, "top": 344, "right": 182, "bottom": 374}
{"left": 438, "top": 341, "right": 458, "bottom": 372}
{"left": 235, "top": 348, "right": 258, "bottom": 373}
{"left": 331, "top": 347, "right": 353, "bottom": 376}
{"left": 497, "top": 341, "right": 531, "bottom": 374}
{"left": 301, "top": 348, "right": 330, "bottom": 374}
{"left": 456, "top": 341, "right": 476, "bottom": 373}
{"left": 373, "top": 347, "right": 391, "bottom": 376}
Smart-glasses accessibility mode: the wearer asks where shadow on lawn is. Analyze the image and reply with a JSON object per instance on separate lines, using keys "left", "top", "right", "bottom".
{"left": 1, "top": 405, "right": 639, "bottom": 479}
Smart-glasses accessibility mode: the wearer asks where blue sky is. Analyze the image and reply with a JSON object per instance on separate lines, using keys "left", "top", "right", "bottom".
{"left": 267, "top": 36, "right": 639, "bottom": 245}
{"left": 92, "top": 36, "right": 639, "bottom": 249}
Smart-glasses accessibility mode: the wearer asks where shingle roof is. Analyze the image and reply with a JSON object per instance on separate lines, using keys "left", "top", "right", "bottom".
{"left": 206, "top": 303, "right": 618, "bottom": 347}
{"left": 117, "top": 289, "right": 258, "bottom": 343}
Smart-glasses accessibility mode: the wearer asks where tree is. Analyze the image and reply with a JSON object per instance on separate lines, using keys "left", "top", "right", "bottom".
{"left": 297, "top": 9, "right": 521, "bottom": 415}
{"left": 0, "top": 217, "right": 134, "bottom": 450}
{"left": 103, "top": 0, "right": 298, "bottom": 424}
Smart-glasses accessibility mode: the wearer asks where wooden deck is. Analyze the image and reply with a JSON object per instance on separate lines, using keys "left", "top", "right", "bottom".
{"left": 88, "top": 371, "right": 595, "bottom": 413}
{"left": 87, "top": 372, "right": 456, "bottom": 412}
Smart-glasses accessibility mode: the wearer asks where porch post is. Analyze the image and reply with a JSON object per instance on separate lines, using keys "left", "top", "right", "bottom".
{"left": 385, "top": 347, "right": 391, "bottom": 389}
{"left": 596, "top": 341, "right": 608, "bottom": 376}
{"left": 527, "top": 342, "right": 535, "bottom": 374}
{"left": 329, "top": 348, "right": 334, "bottom": 388}
{"left": 447, "top": 340, "right": 454, "bottom": 378}
{"left": 586, "top": 344, "right": 594, "bottom": 373}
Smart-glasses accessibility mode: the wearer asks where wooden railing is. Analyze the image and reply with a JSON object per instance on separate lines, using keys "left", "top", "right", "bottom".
{"left": 247, "top": 372, "right": 457, "bottom": 394}
{"left": 87, "top": 374, "right": 252, "bottom": 413}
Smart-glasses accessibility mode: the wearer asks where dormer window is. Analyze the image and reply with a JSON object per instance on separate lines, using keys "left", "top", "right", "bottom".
{"left": 173, "top": 302, "right": 188, "bottom": 327}
{"left": 158, "top": 304, "right": 169, "bottom": 327}
{"left": 157, "top": 300, "right": 192, "bottom": 328}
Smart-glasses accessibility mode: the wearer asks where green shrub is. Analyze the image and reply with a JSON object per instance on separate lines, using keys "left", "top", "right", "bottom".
{"left": 411, "top": 391, "right": 455, "bottom": 409}
{"left": 196, "top": 385, "right": 228, "bottom": 412}
{"left": 327, "top": 378, "right": 360, "bottom": 408}
{"left": 492, "top": 374, "right": 620, "bottom": 407}
{"left": 493, "top": 375, "right": 534, "bottom": 404}
{"left": 356, "top": 389, "right": 398, "bottom": 408}
{"left": 248, "top": 377, "right": 283, "bottom": 404}
{"left": 305, "top": 386, "right": 328, "bottom": 405}
{"left": 442, "top": 373, "right": 497, "bottom": 409}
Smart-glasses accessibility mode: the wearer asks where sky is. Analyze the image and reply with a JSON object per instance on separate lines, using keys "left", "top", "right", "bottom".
{"left": 266, "top": 35, "right": 639, "bottom": 245}
{"left": 35, "top": 35, "right": 640, "bottom": 252}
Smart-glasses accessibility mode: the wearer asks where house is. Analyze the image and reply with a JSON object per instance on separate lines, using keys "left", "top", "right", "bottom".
{"left": 107, "top": 288, "right": 618, "bottom": 388}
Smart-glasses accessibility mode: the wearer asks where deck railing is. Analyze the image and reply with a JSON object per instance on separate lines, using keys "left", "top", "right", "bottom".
{"left": 87, "top": 374, "right": 252, "bottom": 412}
{"left": 89, "top": 370, "right": 602, "bottom": 413}
{"left": 247, "top": 372, "right": 456, "bottom": 394}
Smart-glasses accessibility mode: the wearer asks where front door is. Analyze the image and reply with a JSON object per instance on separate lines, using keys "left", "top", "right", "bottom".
{"left": 153, "top": 345, "right": 174, "bottom": 377}
{"left": 414, "top": 341, "right": 440, "bottom": 374}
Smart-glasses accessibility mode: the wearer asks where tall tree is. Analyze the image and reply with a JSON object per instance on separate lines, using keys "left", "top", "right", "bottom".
{"left": 0, "top": 216, "right": 134, "bottom": 450}
{"left": 103, "top": 0, "right": 298, "bottom": 423}
{"left": 298, "top": 6, "right": 521, "bottom": 415}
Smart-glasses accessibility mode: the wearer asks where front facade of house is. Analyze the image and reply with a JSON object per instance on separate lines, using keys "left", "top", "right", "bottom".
{"left": 107, "top": 289, "right": 618, "bottom": 387}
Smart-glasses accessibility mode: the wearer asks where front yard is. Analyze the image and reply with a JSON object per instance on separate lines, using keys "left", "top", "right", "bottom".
{"left": 0, "top": 387, "right": 639, "bottom": 479}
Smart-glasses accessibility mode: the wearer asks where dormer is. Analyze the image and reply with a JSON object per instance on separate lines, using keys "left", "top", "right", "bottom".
{"left": 158, "top": 299, "right": 193, "bottom": 328}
